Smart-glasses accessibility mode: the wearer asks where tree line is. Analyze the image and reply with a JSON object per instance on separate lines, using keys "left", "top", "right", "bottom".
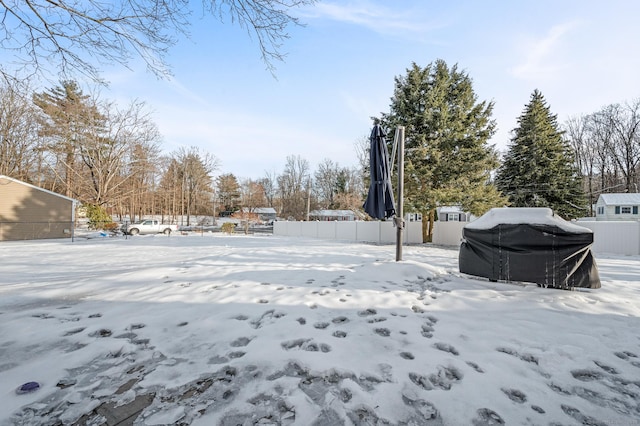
{"left": 2, "top": 62, "right": 638, "bottom": 237}
{"left": 0, "top": 79, "right": 363, "bottom": 225}
{"left": 3, "top": 1, "right": 638, "bottom": 241}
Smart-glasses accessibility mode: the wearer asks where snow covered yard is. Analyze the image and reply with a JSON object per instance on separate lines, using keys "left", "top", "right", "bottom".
{"left": 1, "top": 234, "right": 639, "bottom": 425}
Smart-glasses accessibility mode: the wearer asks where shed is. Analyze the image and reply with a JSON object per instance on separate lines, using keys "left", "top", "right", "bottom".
{"left": 595, "top": 193, "right": 640, "bottom": 221}
{"left": 458, "top": 207, "right": 600, "bottom": 289}
{"left": 0, "top": 175, "right": 77, "bottom": 241}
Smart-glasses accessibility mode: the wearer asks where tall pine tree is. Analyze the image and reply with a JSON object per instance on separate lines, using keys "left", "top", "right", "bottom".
{"left": 33, "top": 81, "right": 104, "bottom": 199}
{"left": 495, "top": 90, "right": 586, "bottom": 219}
{"left": 381, "top": 60, "right": 507, "bottom": 241}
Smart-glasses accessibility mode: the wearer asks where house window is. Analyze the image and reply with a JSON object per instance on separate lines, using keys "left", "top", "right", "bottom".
{"left": 621, "top": 206, "right": 632, "bottom": 214}
{"left": 634, "top": 206, "right": 639, "bottom": 215}
{"left": 596, "top": 206, "right": 604, "bottom": 215}
{"left": 447, "top": 213, "right": 460, "bottom": 222}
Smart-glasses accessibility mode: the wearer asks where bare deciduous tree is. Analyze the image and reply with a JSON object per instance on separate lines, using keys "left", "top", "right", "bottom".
{"left": 278, "top": 154, "right": 311, "bottom": 220}
{"left": 314, "top": 158, "right": 338, "bottom": 209}
{"left": 0, "top": 80, "right": 41, "bottom": 180}
{"left": 78, "top": 100, "right": 162, "bottom": 207}
{"left": 171, "top": 146, "right": 219, "bottom": 225}
{"left": 0, "top": 0, "right": 316, "bottom": 81}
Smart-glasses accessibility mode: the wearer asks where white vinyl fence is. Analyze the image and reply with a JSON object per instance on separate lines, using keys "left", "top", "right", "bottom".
{"left": 274, "top": 220, "right": 423, "bottom": 244}
{"left": 575, "top": 220, "right": 640, "bottom": 256}
{"left": 275, "top": 219, "right": 640, "bottom": 256}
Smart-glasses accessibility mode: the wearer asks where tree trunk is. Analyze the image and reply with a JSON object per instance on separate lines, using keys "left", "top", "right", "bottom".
{"left": 421, "top": 209, "right": 435, "bottom": 242}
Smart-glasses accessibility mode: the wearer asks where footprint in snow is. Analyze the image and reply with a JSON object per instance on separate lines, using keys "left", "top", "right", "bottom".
{"left": 332, "top": 316, "right": 349, "bottom": 324}
{"left": 400, "top": 352, "right": 414, "bottom": 360}
{"left": 409, "top": 365, "right": 463, "bottom": 391}
{"left": 496, "top": 347, "right": 538, "bottom": 365}
{"left": 250, "top": 310, "right": 286, "bottom": 329}
{"left": 367, "top": 317, "right": 387, "bottom": 323}
{"left": 466, "top": 361, "right": 484, "bottom": 373}
{"left": 421, "top": 323, "right": 434, "bottom": 338}
{"left": 594, "top": 360, "right": 619, "bottom": 374}
{"left": 313, "top": 322, "right": 330, "bottom": 329}
{"left": 561, "top": 404, "right": 607, "bottom": 426}
{"left": 358, "top": 308, "right": 377, "bottom": 317}
{"left": 614, "top": 351, "right": 640, "bottom": 367}
{"left": 472, "top": 408, "right": 504, "bottom": 425}
{"left": 90, "top": 329, "right": 112, "bottom": 338}
{"left": 501, "top": 388, "right": 527, "bottom": 404}
{"left": 281, "top": 338, "right": 331, "bottom": 352}
{"left": 614, "top": 350, "right": 637, "bottom": 359}
{"left": 374, "top": 328, "right": 390, "bottom": 337}
{"left": 411, "top": 305, "right": 426, "bottom": 314}
{"left": 230, "top": 337, "right": 252, "bottom": 347}
{"left": 296, "top": 317, "right": 306, "bottom": 325}
{"left": 433, "top": 342, "right": 459, "bottom": 356}
{"left": 332, "top": 330, "right": 347, "bottom": 338}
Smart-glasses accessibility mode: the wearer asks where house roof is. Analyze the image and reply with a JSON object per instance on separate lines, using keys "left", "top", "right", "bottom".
{"left": 309, "top": 209, "right": 357, "bottom": 217}
{"left": 598, "top": 193, "right": 640, "bottom": 205}
{"left": 241, "top": 207, "right": 276, "bottom": 214}
{"left": 0, "top": 175, "right": 77, "bottom": 203}
{"left": 437, "top": 206, "right": 465, "bottom": 214}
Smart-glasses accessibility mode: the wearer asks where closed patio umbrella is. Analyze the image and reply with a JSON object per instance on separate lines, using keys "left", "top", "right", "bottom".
{"left": 363, "top": 124, "right": 396, "bottom": 220}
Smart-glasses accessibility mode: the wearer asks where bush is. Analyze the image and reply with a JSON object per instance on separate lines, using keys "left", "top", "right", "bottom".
{"left": 221, "top": 222, "right": 235, "bottom": 234}
{"left": 84, "top": 204, "right": 114, "bottom": 230}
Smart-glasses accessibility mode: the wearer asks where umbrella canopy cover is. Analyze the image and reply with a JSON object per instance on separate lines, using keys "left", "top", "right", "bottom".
{"left": 363, "top": 124, "right": 396, "bottom": 220}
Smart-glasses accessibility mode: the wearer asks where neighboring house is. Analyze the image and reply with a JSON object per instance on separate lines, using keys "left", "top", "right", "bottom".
{"left": 309, "top": 209, "right": 359, "bottom": 221}
{"left": 240, "top": 207, "right": 277, "bottom": 223}
{"left": 0, "top": 175, "right": 77, "bottom": 241}
{"left": 253, "top": 207, "right": 277, "bottom": 223}
{"left": 437, "top": 206, "right": 475, "bottom": 222}
{"left": 595, "top": 193, "right": 640, "bottom": 221}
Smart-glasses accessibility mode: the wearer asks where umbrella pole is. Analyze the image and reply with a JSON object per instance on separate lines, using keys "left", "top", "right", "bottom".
{"left": 395, "top": 126, "right": 405, "bottom": 261}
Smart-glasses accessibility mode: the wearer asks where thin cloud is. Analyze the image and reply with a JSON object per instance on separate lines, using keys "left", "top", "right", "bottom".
{"left": 510, "top": 20, "right": 581, "bottom": 80}
{"left": 301, "top": 1, "right": 448, "bottom": 37}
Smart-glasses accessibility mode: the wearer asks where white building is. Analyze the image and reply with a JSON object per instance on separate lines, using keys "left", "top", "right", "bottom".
{"left": 595, "top": 193, "right": 640, "bottom": 221}
{"left": 436, "top": 206, "right": 475, "bottom": 222}
{"left": 309, "top": 210, "right": 359, "bottom": 221}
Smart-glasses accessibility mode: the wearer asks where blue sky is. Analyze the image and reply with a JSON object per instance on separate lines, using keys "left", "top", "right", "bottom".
{"left": 99, "top": 0, "right": 640, "bottom": 180}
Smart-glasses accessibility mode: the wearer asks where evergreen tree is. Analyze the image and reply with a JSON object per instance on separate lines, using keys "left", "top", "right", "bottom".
{"left": 33, "top": 81, "right": 103, "bottom": 199}
{"left": 495, "top": 90, "right": 586, "bottom": 219}
{"left": 380, "top": 60, "right": 506, "bottom": 241}
{"left": 217, "top": 173, "right": 242, "bottom": 213}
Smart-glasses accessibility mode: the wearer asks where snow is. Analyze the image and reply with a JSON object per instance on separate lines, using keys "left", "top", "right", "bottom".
{"left": 1, "top": 233, "right": 639, "bottom": 425}
{"left": 464, "top": 207, "right": 592, "bottom": 233}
